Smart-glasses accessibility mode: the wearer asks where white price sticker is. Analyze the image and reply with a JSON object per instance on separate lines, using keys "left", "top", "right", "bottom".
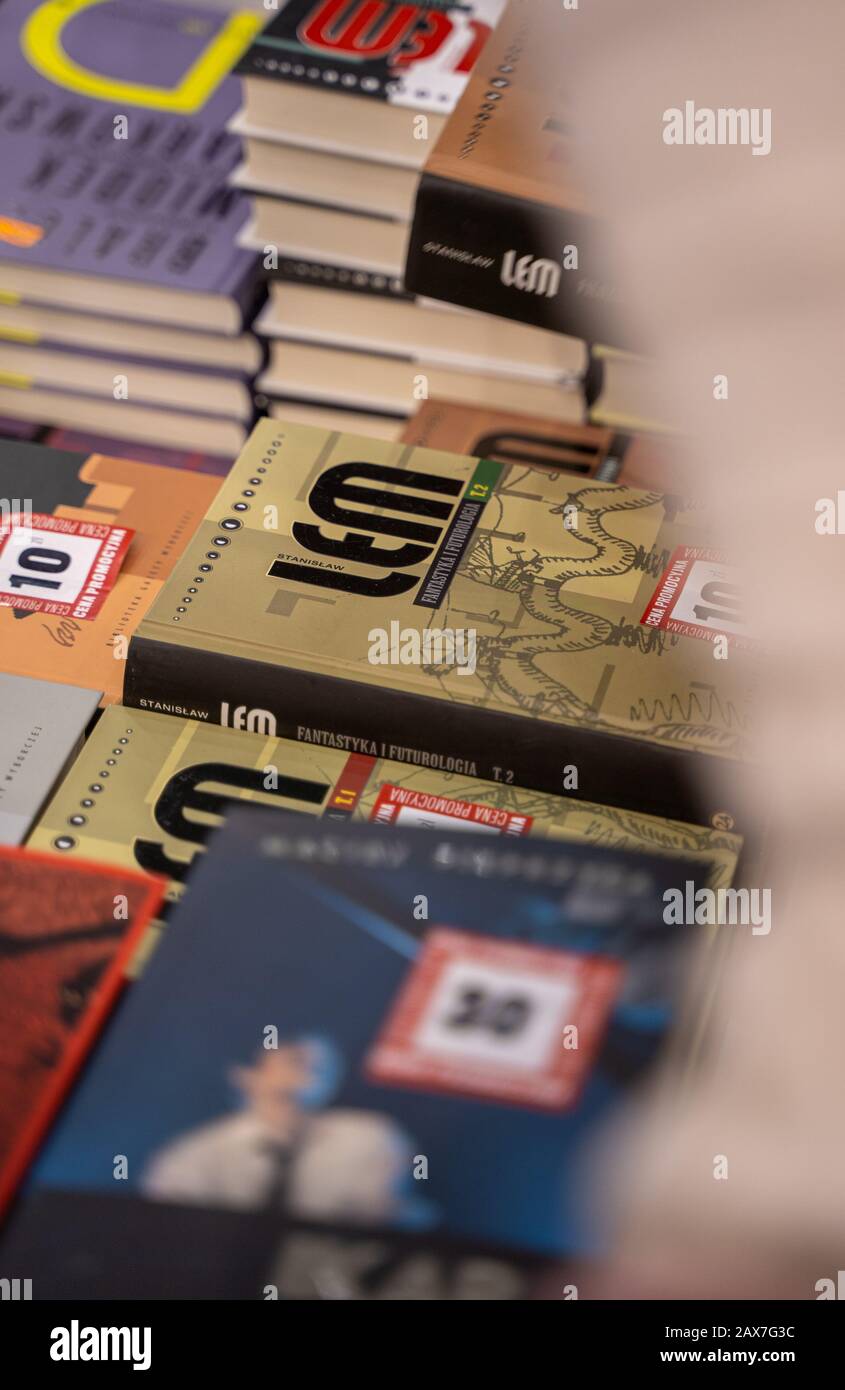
{"left": 0, "top": 513, "right": 133, "bottom": 619}
{"left": 366, "top": 928, "right": 620, "bottom": 1109}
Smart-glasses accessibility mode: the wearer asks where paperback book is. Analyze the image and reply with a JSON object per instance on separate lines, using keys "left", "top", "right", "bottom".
{"left": 0, "top": 846, "right": 164, "bottom": 1218}
{"left": 0, "top": 813, "right": 705, "bottom": 1295}
{"left": 0, "top": 300, "right": 263, "bottom": 376}
{"left": 233, "top": 0, "right": 506, "bottom": 169}
{"left": 404, "top": 0, "right": 631, "bottom": 346}
{"left": 255, "top": 341, "right": 584, "bottom": 423}
{"left": 28, "top": 705, "right": 740, "bottom": 902}
{"left": 0, "top": 437, "right": 220, "bottom": 700}
{"left": 0, "top": 0, "right": 262, "bottom": 332}
{"left": 0, "top": 384, "right": 249, "bottom": 456}
{"left": 0, "top": 674, "right": 100, "bottom": 846}
{"left": 255, "top": 283, "right": 587, "bottom": 383}
{"left": 124, "top": 419, "right": 754, "bottom": 828}
{"left": 401, "top": 400, "right": 681, "bottom": 494}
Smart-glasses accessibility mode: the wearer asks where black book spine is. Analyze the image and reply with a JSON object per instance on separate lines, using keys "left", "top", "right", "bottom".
{"left": 123, "top": 635, "right": 736, "bottom": 831}
{"left": 404, "top": 171, "right": 636, "bottom": 350}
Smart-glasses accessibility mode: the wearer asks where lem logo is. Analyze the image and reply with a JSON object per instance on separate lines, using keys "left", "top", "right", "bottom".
{"left": 269, "top": 461, "right": 462, "bottom": 598}
{"left": 501, "top": 251, "right": 561, "bottom": 299}
{"left": 299, "top": 0, "right": 491, "bottom": 73}
{"left": 220, "top": 704, "right": 276, "bottom": 736}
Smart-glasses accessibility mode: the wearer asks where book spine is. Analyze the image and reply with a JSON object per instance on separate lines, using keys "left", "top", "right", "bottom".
{"left": 124, "top": 635, "right": 733, "bottom": 830}
{"left": 404, "top": 172, "right": 636, "bottom": 350}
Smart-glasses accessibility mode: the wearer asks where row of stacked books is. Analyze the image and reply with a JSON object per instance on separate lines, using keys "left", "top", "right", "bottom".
{"left": 0, "top": 410, "right": 751, "bottom": 1297}
{"left": 0, "top": 0, "right": 666, "bottom": 463}
{"left": 0, "top": 0, "right": 265, "bottom": 466}
{"left": 0, "top": 0, "right": 751, "bottom": 1300}
{"left": 229, "top": 0, "right": 666, "bottom": 443}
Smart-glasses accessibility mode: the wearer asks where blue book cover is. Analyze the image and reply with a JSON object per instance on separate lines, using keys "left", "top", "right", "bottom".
{"left": 0, "top": 812, "right": 708, "bottom": 1298}
{"left": 0, "top": 0, "right": 263, "bottom": 322}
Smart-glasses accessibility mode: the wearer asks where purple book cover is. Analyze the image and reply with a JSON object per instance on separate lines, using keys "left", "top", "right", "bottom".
{"left": 0, "top": 0, "right": 261, "bottom": 312}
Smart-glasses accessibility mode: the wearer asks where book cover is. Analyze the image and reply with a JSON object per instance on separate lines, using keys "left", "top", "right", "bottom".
{"left": 404, "top": 0, "right": 631, "bottom": 346}
{"left": 401, "top": 399, "right": 683, "bottom": 495}
{"left": 28, "top": 705, "right": 740, "bottom": 902}
{"left": 0, "top": 437, "right": 221, "bottom": 701}
{"left": 0, "top": 674, "right": 100, "bottom": 846}
{"left": 0, "top": 812, "right": 704, "bottom": 1294}
{"left": 0, "top": 0, "right": 262, "bottom": 329}
{"left": 0, "top": 845, "right": 164, "bottom": 1218}
{"left": 124, "top": 419, "right": 754, "bottom": 829}
{"left": 233, "top": 1, "right": 506, "bottom": 168}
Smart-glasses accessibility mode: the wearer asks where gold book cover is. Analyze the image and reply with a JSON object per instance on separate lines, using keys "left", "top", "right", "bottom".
{"left": 123, "top": 419, "right": 754, "bottom": 829}
{"left": 29, "top": 706, "right": 740, "bottom": 902}
{"left": 113, "top": 405, "right": 750, "bottom": 828}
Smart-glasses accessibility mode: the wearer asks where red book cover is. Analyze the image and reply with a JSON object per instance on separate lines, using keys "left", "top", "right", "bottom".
{"left": 0, "top": 846, "right": 165, "bottom": 1219}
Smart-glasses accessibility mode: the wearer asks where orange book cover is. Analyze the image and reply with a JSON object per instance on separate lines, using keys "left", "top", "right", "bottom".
{"left": 401, "top": 399, "right": 679, "bottom": 494}
{"left": 0, "top": 439, "right": 220, "bottom": 702}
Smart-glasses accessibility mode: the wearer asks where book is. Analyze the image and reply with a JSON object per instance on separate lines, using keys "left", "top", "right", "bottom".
{"left": 0, "top": 0, "right": 262, "bottom": 333}
{"left": 404, "top": 0, "right": 632, "bottom": 347}
{"left": 0, "top": 437, "right": 221, "bottom": 701}
{"left": 401, "top": 400, "right": 682, "bottom": 494}
{"left": 0, "top": 384, "right": 248, "bottom": 455}
{"left": 233, "top": 136, "right": 419, "bottom": 222}
{"left": 239, "top": 196, "right": 409, "bottom": 285}
{"left": 123, "top": 419, "right": 754, "bottom": 829}
{"left": 0, "top": 845, "right": 164, "bottom": 1218}
{"left": 0, "top": 674, "right": 100, "bottom": 846}
{"left": 0, "top": 299, "right": 263, "bottom": 375}
{"left": 0, "top": 342, "right": 253, "bottom": 421}
{"left": 232, "top": 0, "right": 506, "bottom": 170}
{"left": 255, "top": 283, "right": 587, "bottom": 383}
{"left": 0, "top": 414, "right": 39, "bottom": 440}
{"left": 256, "top": 341, "right": 584, "bottom": 422}
{"left": 0, "top": 812, "right": 705, "bottom": 1293}
{"left": 44, "top": 428, "right": 237, "bottom": 477}
{"left": 28, "top": 705, "right": 740, "bottom": 902}
{"left": 251, "top": 284, "right": 661, "bottom": 434}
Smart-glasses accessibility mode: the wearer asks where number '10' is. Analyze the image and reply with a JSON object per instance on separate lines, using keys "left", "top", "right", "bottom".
{"left": 8, "top": 547, "right": 70, "bottom": 592}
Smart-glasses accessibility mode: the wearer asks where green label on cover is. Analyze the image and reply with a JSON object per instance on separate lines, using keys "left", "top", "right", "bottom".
{"left": 414, "top": 459, "right": 503, "bottom": 610}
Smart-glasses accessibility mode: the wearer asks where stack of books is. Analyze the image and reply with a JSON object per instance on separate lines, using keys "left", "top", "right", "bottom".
{"left": 227, "top": 0, "right": 655, "bottom": 441}
{"left": 0, "top": 0, "right": 266, "bottom": 463}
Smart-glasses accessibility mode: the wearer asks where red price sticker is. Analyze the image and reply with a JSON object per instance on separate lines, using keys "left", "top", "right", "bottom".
{"left": 365, "top": 928, "right": 621, "bottom": 1110}
{"left": 370, "top": 784, "right": 532, "bottom": 836}
{"left": 0, "top": 513, "right": 133, "bottom": 620}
